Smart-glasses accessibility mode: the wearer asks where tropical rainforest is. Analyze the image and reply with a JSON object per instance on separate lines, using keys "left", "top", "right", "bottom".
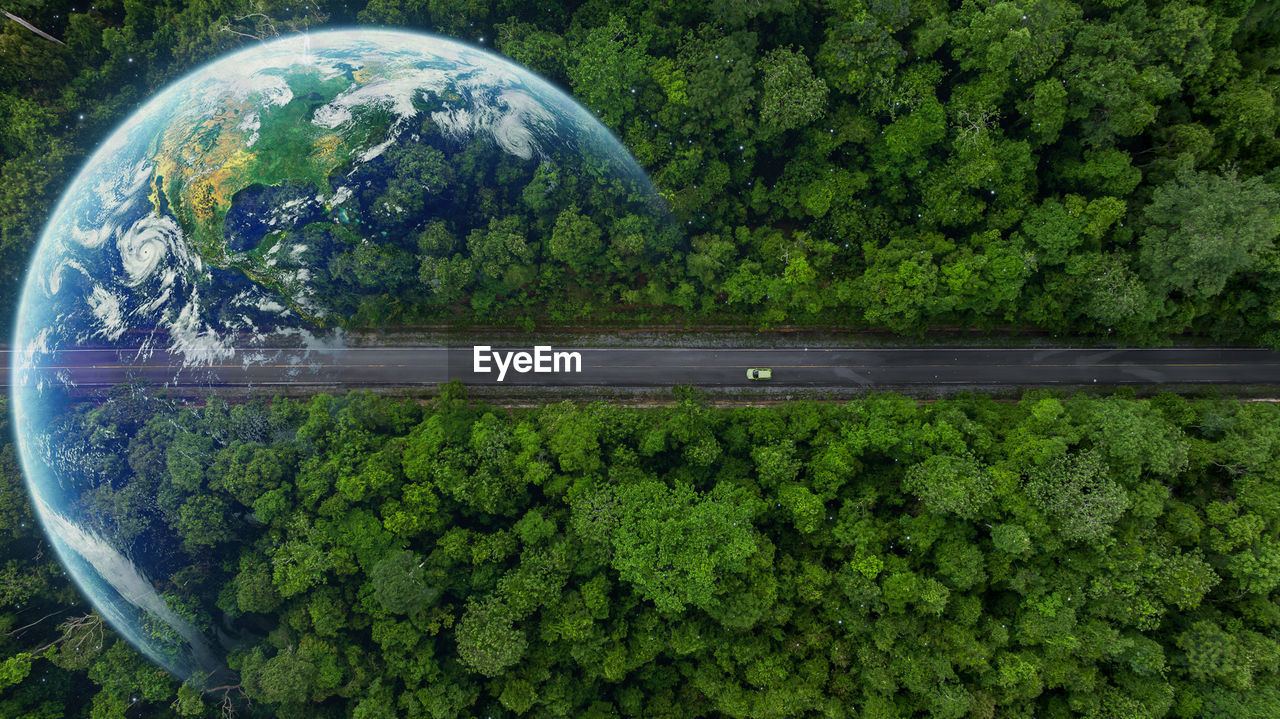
{"left": 3, "top": 0, "right": 1280, "bottom": 718}
{"left": 0, "top": 0, "right": 1279, "bottom": 339}
{"left": 3, "top": 388, "right": 1280, "bottom": 718}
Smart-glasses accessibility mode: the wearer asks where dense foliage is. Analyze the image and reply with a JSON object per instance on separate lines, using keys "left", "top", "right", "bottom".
{"left": 1, "top": 0, "right": 1278, "bottom": 338}
{"left": 3, "top": 0, "right": 1280, "bottom": 717}
{"left": 4, "top": 387, "right": 1280, "bottom": 718}
{"left": 0, "top": 397, "right": 164, "bottom": 719}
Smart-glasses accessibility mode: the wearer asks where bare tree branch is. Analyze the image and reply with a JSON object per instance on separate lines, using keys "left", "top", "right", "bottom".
{"left": 6, "top": 609, "right": 64, "bottom": 638}
{"left": 206, "top": 684, "right": 248, "bottom": 719}
{"left": 33, "top": 612, "right": 104, "bottom": 655}
{"left": 220, "top": 9, "right": 280, "bottom": 43}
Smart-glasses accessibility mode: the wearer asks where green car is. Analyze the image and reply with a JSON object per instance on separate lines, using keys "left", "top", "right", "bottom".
{"left": 747, "top": 368, "right": 772, "bottom": 380}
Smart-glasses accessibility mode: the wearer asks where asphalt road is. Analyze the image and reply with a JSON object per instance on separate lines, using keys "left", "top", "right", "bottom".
{"left": 5, "top": 346, "right": 1280, "bottom": 389}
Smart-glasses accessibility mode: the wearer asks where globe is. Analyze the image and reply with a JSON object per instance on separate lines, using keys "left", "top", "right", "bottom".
{"left": 11, "top": 29, "right": 671, "bottom": 685}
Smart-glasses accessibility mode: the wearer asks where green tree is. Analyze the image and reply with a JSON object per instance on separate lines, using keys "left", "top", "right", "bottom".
{"left": 905, "top": 453, "right": 995, "bottom": 519}
{"left": 244, "top": 646, "right": 315, "bottom": 705}
{"left": 374, "top": 143, "right": 453, "bottom": 222}
{"left": 1139, "top": 166, "right": 1280, "bottom": 299}
{"left": 1025, "top": 450, "right": 1129, "bottom": 543}
{"left": 757, "top": 47, "right": 828, "bottom": 139}
{"left": 455, "top": 597, "right": 527, "bottom": 677}
{"left": 466, "top": 215, "right": 536, "bottom": 287}
{"left": 604, "top": 480, "right": 758, "bottom": 614}
{"left": 368, "top": 550, "right": 437, "bottom": 616}
{"left": 547, "top": 205, "right": 603, "bottom": 272}
{"left": 565, "top": 15, "right": 648, "bottom": 128}
{"left": 174, "top": 495, "right": 230, "bottom": 550}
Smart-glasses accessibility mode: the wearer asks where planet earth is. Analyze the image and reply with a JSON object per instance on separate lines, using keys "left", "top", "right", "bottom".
{"left": 11, "top": 29, "right": 669, "bottom": 684}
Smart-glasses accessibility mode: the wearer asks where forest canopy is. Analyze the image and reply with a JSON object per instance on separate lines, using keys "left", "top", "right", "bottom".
{"left": 0, "top": 0, "right": 1277, "bottom": 340}
{"left": 2, "top": 0, "right": 1280, "bottom": 717}
{"left": 2, "top": 388, "right": 1280, "bottom": 717}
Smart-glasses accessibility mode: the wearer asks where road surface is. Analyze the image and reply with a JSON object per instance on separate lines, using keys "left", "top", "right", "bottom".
{"left": 4, "top": 346, "right": 1279, "bottom": 389}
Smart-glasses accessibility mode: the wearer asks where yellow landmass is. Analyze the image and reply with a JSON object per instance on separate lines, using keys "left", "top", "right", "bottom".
{"left": 185, "top": 148, "right": 255, "bottom": 226}
{"left": 312, "top": 135, "right": 342, "bottom": 176}
{"left": 146, "top": 96, "right": 268, "bottom": 247}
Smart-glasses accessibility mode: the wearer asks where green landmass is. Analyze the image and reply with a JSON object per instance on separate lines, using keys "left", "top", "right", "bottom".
{"left": 0, "top": 0, "right": 1278, "bottom": 340}
{"left": 3, "top": 388, "right": 1280, "bottom": 717}
{"left": 3, "top": 1, "right": 1280, "bottom": 718}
